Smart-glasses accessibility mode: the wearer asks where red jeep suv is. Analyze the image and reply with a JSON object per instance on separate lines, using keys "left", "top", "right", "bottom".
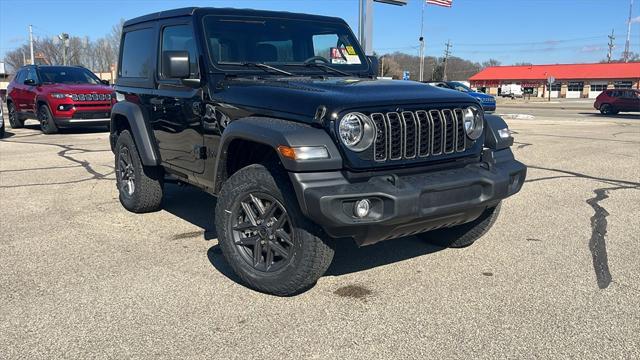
{"left": 6, "top": 65, "right": 113, "bottom": 134}
{"left": 594, "top": 88, "right": 640, "bottom": 115}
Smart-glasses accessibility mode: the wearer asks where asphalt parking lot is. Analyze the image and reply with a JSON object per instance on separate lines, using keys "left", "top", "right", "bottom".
{"left": 1, "top": 103, "right": 639, "bottom": 359}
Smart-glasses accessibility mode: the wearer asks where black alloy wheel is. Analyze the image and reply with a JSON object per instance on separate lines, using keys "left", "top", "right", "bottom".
{"left": 117, "top": 146, "right": 136, "bottom": 199}
{"left": 230, "top": 192, "right": 294, "bottom": 272}
{"left": 8, "top": 103, "right": 23, "bottom": 128}
{"left": 38, "top": 105, "right": 58, "bottom": 134}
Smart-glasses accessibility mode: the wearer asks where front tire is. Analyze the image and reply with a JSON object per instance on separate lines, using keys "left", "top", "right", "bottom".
{"left": 600, "top": 104, "right": 616, "bottom": 115}
{"left": 420, "top": 203, "right": 502, "bottom": 248}
{"left": 7, "top": 103, "right": 23, "bottom": 129}
{"left": 215, "top": 163, "right": 334, "bottom": 296}
{"left": 38, "top": 104, "right": 59, "bottom": 134}
{"left": 115, "top": 130, "right": 163, "bottom": 213}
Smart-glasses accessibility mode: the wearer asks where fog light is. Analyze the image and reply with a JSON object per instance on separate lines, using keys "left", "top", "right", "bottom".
{"left": 58, "top": 105, "right": 64, "bottom": 111}
{"left": 354, "top": 199, "right": 371, "bottom": 218}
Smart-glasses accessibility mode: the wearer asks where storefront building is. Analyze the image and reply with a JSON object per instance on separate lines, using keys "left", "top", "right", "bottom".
{"left": 469, "top": 63, "right": 640, "bottom": 98}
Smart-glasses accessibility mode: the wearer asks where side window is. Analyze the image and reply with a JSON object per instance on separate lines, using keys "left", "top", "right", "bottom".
{"left": 25, "top": 68, "right": 38, "bottom": 82}
{"left": 14, "top": 70, "right": 25, "bottom": 83}
{"left": 120, "top": 28, "right": 155, "bottom": 78}
{"left": 160, "top": 24, "right": 199, "bottom": 78}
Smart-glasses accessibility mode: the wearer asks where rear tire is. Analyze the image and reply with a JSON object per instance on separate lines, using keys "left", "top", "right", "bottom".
{"left": 420, "top": 203, "right": 502, "bottom": 248}
{"left": 7, "top": 103, "right": 23, "bottom": 129}
{"left": 115, "top": 130, "right": 163, "bottom": 213}
{"left": 38, "top": 104, "right": 59, "bottom": 134}
{"left": 215, "top": 163, "right": 334, "bottom": 296}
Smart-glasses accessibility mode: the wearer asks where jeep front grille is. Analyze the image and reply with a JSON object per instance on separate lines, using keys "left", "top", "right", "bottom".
{"left": 371, "top": 108, "right": 468, "bottom": 162}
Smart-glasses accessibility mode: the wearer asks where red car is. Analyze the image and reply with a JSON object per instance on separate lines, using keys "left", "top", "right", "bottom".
{"left": 6, "top": 65, "right": 113, "bottom": 134}
{"left": 594, "top": 88, "right": 640, "bottom": 115}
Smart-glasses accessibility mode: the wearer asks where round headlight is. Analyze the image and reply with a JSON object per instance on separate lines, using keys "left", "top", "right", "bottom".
{"left": 338, "top": 112, "right": 375, "bottom": 152}
{"left": 463, "top": 106, "right": 484, "bottom": 140}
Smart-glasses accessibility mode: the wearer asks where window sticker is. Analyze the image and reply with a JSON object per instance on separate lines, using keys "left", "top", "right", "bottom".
{"left": 330, "top": 47, "right": 361, "bottom": 65}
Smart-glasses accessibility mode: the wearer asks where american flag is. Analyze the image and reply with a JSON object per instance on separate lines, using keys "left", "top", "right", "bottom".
{"left": 426, "top": 0, "right": 453, "bottom": 7}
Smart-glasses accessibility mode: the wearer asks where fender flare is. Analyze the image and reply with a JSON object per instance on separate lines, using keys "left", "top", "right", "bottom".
{"left": 484, "top": 114, "right": 513, "bottom": 150}
{"left": 110, "top": 101, "right": 160, "bottom": 166}
{"left": 214, "top": 116, "right": 343, "bottom": 183}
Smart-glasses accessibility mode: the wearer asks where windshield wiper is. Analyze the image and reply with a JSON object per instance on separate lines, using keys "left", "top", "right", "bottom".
{"left": 219, "top": 61, "right": 294, "bottom": 76}
{"left": 302, "top": 63, "right": 351, "bottom": 77}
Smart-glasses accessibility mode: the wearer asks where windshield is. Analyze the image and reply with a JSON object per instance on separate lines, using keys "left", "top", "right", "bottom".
{"left": 449, "top": 82, "right": 472, "bottom": 92}
{"left": 202, "top": 16, "right": 367, "bottom": 74}
{"left": 38, "top": 67, "right": 102, "bottom": 85}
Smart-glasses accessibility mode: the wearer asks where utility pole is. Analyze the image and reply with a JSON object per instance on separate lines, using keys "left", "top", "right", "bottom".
{"left": 607, "top": 29, "right": 616, "bottom": 63}
{"left": 442, "top": 40, "right": 452, "bottom": 81}
{"left": 623, "top": 0, "right": 634, "bottom": 62}
{"left": 29, "top": 25, "right": 34, "bottom": 65}
{"left": 418, "top": 2, "right": 425, "bottom": 82}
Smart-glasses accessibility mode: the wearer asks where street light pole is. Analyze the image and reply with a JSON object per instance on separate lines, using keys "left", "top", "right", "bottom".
{"left": 29, "top": 25, "right": 34, "bottom": 65}
{"left": 419, "top": 3, "right": 425, "bottom": 82}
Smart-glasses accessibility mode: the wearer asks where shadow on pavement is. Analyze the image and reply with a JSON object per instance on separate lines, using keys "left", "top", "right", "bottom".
{"left": 162, "top": 182, "right": 447, "bottom": 289}
{"left": 20, "top": 122, "right": 110, "bottom": 134}
{"left": 326, "top": 236, "right": 445, "bottom": 276}
{"left": 162, "top": 183, "right": 218, "bottom": 240}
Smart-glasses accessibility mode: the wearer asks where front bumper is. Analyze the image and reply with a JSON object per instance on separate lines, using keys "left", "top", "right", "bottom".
{"left": 482, "top": 103, "right": 496, "bottom": 112}
{"left": 290, "top": 148, "right": 526, "bottom": 245}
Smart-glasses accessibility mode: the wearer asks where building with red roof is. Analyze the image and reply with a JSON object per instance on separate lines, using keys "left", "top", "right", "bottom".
{"left": 469, "top": 62, "right": 640, "bottom": 99}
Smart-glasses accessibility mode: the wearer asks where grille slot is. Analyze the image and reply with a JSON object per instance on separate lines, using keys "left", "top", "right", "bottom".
{"left": 371, "top": 113, "right": 387, "bottom": 161}
{"left": 416, "top": 110, "right": 431, "bottom": 157}
{"left": 442, "top": 109, "right": 456, "bottom": 154}
{"left": 371, "top": 108, "right": 471, "bottom": 162}
{"left": 401, "top": 111, "right": 417, "bottom": 159}
{"left": 386, "top": 112, "right": 404, "bottom": 160}
{"left": 454, "top": 108, "right": 466, "bottom": 152}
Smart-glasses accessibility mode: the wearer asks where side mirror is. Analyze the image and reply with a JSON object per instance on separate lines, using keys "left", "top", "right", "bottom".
{"left": 367, "top": 55, "right": 379, "bottom": 78}
{"left": 24, "top": 79, "right": 36, "bottom": 86}
{"left": 162, "top": 50, "right": 190, "bottom": 79}
{"left": 100, "top": 79, "right": 110, "bottom": 85}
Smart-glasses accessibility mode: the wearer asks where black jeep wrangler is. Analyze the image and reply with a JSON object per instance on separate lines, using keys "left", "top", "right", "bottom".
{"left": 110, "top": 7, "right": 526, "bottom": 296}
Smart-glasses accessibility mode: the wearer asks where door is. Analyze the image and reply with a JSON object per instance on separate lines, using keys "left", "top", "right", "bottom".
{"left": 10, "top": 69, "right": 27, "bottom": 112}
{"left": 566, "top": 82, "right": 583, "bottom": 99}
{"left": 22, "top": 67, "right": 39, "bottom": 114}
{"left": 151, "top": 22, "right": 205, "bottom": 174}
{"left": 619, "top": 90, "right": 640, "bottom": 112}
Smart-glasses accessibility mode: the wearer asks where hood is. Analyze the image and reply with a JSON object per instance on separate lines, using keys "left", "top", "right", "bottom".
{"left": 42, "top": 83, "right": 112, "bottom": 94}
{"left": 214, "top": 77, "right": 479, "bottom": 122}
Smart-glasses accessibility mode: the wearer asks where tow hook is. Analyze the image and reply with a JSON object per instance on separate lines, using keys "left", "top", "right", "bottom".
{"left": 480, "top": 149, "right": 496, "bottom": 171}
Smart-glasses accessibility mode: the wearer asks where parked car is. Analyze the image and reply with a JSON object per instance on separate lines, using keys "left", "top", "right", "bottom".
{"left": 500, "top": 84, "right": 523, "bottom": 99}
{"left": 426, "top": 81, "right": 496, "bottom": 112}
{"left": 6, "top": 65, "right": 113, "bottom": 134}
{"left": 111, "top": 7, "right": 526, "bottom": 296}
{"left": 594, "top": 89, "right": 640, "bottom": 115}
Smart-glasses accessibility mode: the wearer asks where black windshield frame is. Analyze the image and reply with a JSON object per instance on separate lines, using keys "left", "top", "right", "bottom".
{"left": 200, "top": 14, "right": 371, "bottom": 76}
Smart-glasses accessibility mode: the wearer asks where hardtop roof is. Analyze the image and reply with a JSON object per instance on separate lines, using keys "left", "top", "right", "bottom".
{"left": 123, "top": 7, "right": 345, "bottom": 28}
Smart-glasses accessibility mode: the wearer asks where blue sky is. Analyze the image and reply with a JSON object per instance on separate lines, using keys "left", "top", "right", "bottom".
{"left": 1, "top": 0, "right": 638, "bottom": 65}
